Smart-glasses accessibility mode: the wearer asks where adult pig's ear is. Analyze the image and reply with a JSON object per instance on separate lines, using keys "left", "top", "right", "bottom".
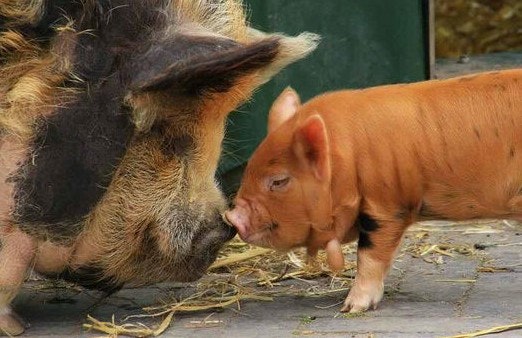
{"left": 293, "top": 114, "right": 331, "bottom": 182}
{"left": 129, "top": 35, "right": 276, "bottom": 95}
{"left": 268, "top": 87, "right": 301, "bottom": 133}
{"left": 129, "top": 32, "right": 319, "bottom": 96}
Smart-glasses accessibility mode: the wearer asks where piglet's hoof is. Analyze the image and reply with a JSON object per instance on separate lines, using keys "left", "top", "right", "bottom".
{"left": 341, "top": 282, "right": 384, "bottom": 313}
{"left": 0, "top": 308, "right": 26, "bottom": 336}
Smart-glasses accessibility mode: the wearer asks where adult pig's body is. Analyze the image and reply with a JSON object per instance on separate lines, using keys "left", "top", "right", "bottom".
{"left": 226, "top": 69, "right": 522, "bottom": 314}
{"left": 0, "top": 0, "right": 318, "bottom": 335}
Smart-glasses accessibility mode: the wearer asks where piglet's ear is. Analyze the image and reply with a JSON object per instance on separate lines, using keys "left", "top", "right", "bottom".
{"left": 293, "top": 114, "right": 331, "bottom": 182}
{"left": 268, "top": 87, "right": 301, "bottom": 133}
{"left": 129, "top": 34, "right": 280, "bottom": 95}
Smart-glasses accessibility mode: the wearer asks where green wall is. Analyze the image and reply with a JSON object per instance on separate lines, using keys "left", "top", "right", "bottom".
{"left": 218, "top": 0, "right": 428, "bottom": 195}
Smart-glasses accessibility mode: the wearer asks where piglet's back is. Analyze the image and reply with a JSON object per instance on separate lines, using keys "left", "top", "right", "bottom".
{"left": 302, "top": 69, "right": 522, "bottom": 219}
{"left": 300, "top": 69, "right": 521, "bottom": 156}
{"left": 302, "top": 69, "right": 520, "bottom": 127}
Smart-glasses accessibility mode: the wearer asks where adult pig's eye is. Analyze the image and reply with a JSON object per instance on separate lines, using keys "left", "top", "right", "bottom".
{"left": 268, "top": 175, "right": 290, "bottom": 192}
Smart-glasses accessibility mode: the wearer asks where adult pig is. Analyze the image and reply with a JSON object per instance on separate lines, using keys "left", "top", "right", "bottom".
{"left": 225, "top": 70, "right": 522, "bottom": 314}
{"left": 0, "top": 0, "right": 319, "bottom": 335}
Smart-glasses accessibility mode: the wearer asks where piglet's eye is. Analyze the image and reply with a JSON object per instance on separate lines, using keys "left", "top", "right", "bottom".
{"left": 269, "top": 175, "right": 290, "bottom": 192}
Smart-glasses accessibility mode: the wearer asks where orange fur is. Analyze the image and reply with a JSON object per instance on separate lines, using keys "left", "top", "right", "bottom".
{"left": 226, "top": 69, "right": 522, "bottom": 312}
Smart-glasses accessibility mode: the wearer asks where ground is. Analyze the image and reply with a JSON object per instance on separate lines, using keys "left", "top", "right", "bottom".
{"left": 15, "top": 220, "right": 522, "bottom": 338}
{"left": 12, "top": 53, "right": 522, "bottom": 338}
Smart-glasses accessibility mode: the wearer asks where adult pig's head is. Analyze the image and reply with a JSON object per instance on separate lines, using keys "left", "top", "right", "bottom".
{"left": 225, "top": 88, "right": 335, "bottom": 252}
{"left": 0, "top": 0, "right": 319, "bottom": 289}
{"left": 86, "top": 37, "right": 321, "bottom": 286}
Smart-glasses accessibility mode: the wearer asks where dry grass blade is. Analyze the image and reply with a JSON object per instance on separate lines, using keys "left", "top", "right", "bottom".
{"left": 83, "top": 312, "right": 174, "bottom": 337}
{"left": 442, "top": 322, "right": 522, "bottom": 338}
{"left": 477, "top": 266, "right": 514, "bottom": 273}
{"left": 209, "top": 247, "right": 273, "bottom": 270}
{"left": 84, "top": 291, "right": 272, "bottom": 337}
{"left": 404, "top": 238, "right": 479, "bottom": 266}
{"left": 144, "top": 293, "right": 273, "bottom": 316}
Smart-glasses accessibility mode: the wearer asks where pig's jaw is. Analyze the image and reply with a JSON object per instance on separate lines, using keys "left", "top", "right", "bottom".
{"left": 237, "top": 227, "right": 271, "bottom": 246}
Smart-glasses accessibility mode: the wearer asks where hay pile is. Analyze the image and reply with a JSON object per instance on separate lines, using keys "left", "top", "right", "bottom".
{"left": 435, "top": 0, "right": 522, "bottom": 58}
{"left": 84, "top": 240, "right": 359, "bottom": 336}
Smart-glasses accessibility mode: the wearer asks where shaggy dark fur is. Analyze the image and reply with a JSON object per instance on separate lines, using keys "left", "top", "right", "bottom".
{"left": 0, "top": 0, "right": 318, "bottom": 334}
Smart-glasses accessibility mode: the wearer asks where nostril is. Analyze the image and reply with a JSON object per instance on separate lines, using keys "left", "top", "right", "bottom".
{"left": 223, "top": 223, "right": 237, "bottom": 240}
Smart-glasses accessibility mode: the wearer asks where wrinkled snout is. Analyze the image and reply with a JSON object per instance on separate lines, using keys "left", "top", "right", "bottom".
{"left": 224, "top": 198, "right": 252, "bottom": 242}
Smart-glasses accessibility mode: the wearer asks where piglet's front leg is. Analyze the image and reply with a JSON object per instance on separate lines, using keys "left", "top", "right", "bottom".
{"left": 342, "top": 215, "right": 406, "bottom": 313}
{"left": 0, "top": 228, "right": 36, "bottom": 336}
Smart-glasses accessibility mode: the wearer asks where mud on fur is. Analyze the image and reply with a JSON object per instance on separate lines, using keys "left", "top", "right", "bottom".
{"left": 0, "top": 0, "right": 319, "bottom": 335}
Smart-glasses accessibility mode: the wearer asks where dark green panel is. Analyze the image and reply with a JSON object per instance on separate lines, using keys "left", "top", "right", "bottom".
{"left": 218, "top": 0, "right": 428, "bottom": 195}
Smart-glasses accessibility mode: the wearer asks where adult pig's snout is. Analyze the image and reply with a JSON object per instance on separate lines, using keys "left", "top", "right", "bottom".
{"left": 219, "top": 215, "right": 238, "bottom": 241}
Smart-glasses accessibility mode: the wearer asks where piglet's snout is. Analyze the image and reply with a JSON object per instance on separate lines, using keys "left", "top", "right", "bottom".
{"left": 224, "top": 199, "right": 252, "bottom": 241}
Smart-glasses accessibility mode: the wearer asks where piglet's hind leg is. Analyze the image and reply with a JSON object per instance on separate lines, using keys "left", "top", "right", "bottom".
{"left": 0, "top": 229, "right": 36, "bottom": 336}
{"left": 342, "top": 217, "right": 405, "bottom": 313}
